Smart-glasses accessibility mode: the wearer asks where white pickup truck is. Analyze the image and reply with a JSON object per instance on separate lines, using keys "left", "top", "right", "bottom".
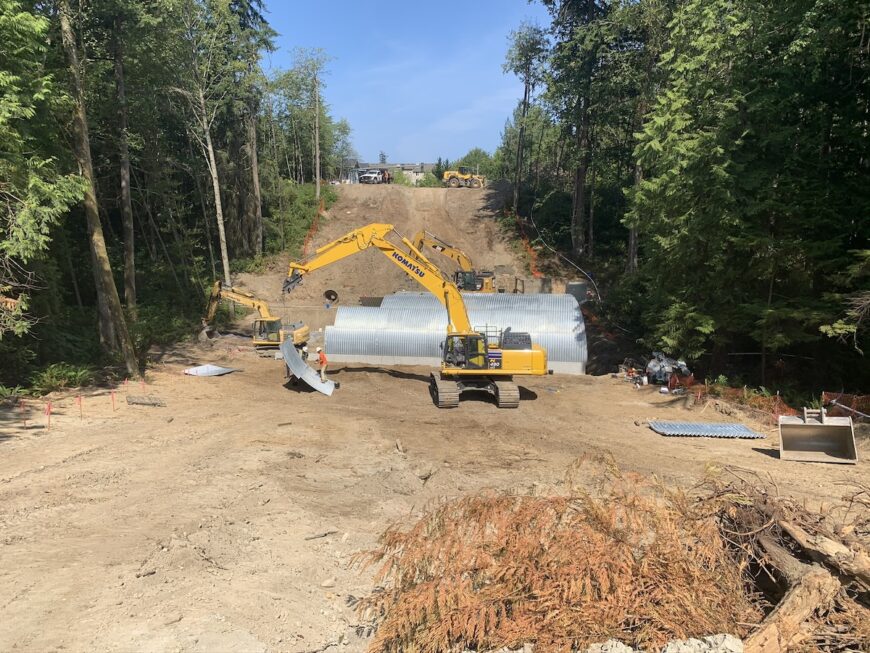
{"left": 358, "top": 169, "right": 382, "bottom": 184}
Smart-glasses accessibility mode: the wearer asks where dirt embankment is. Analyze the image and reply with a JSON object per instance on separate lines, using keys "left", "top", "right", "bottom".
{"left": 236, "top": 184, "right": 520, "bottom": 333}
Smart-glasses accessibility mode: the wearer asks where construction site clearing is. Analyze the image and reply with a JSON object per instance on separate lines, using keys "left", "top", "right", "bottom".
{"left": 0, "top": 185, "right": 867, "bottom": 653}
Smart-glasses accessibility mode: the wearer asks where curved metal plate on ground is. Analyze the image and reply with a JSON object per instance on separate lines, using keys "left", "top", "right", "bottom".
{"left": 281, "top": 340, "right": 335, "bottom": 396}
{"left": 325, "top": 292, "right": 586, "bottom": 374}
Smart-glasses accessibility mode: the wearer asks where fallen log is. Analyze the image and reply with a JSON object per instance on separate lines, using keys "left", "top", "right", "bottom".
{"left": 745, "top": 567, "right": 840, "bottom": 653}
{"left": 778, "top": 519, "right": 870, "bottom": 589}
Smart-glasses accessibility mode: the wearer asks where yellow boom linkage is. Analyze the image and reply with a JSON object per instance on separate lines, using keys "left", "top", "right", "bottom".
{"left": 204, "top": 281, "right": 309, "bottom": 348}
{"left": 283, "top": 223, "right": 549, "bottom": 408}
{"left": 411, "top": 230, "right": 496, "bottom": 293}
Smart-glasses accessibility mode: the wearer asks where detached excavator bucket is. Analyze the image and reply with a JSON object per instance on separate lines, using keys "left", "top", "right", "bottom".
{"left": 778, "top": 408, "right": 857, "bottom": 464}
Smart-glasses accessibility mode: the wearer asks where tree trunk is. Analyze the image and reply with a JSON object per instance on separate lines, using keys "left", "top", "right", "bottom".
{"left": 194, "top": 172, "right": 217, "bottom": 280}
{"left": 314, "top": 73, "right": 321, "bottom": 200}
{"left": 248, "top": 114, "right": 264, "bottom": 255}
{"left": 570, "top": 160, "right": 587, "bottom": 257}
{"left": 59, "top": 0, "right": 138, "bottom": 378}
{"left": 626, "top": 163, "right": 641, "bottom": 273}
{"left": 113, "top": 15, "right": 136, "bottom": 318}
{"left": 570, "top": 96, "right": 591, "bottom": 258}
{"left": 199, "top": 89, "right": 231, "bottom": 287}
{"left": 513, "top": 80, "right": 530, "bottom": 216}
{"left": 587, "top": 160, "right": 595, "bottom": 258}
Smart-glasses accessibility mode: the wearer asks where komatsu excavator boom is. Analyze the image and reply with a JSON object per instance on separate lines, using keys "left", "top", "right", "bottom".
{"left": 283, "top": 223, "right": 549, "bottom": 408}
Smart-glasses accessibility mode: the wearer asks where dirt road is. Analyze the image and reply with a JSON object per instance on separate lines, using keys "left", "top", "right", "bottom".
{"left": 1, "top": 185, "right": 866, "bottom": 652}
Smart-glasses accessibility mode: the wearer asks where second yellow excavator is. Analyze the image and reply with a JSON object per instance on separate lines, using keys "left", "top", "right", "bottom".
{"left": 283, "top": 223, "right": 550, "bottom": 408}
{"left": 203, "top": 281, "right": 309, "bottom": 348}
{"left": 410, "top": 230, "right": 496, "bottom": 293}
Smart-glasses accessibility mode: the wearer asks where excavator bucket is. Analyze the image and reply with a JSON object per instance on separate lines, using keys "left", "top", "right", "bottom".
{"left": 778, "top": 408, "right": 857, "bottom": 464}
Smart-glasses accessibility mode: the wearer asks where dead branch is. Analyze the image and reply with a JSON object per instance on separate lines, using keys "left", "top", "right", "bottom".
{"left": 745, "top": 568, "right": 840, "bottom": 653}
{"left": 757, "top": 534, "right": 812, "bottom": 587}
{"left": 778, "top": 519, "right": 870, "bottom": 590}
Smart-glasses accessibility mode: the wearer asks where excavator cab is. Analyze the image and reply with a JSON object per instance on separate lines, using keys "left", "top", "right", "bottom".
{"left": 443, "top": 334, "right": 488, "bottom": 370}
{"left": 454, "top": 271, "right": 481, "bottom": 291}
{"left": 252, "top": 317, "right": 283, "bottom": 345}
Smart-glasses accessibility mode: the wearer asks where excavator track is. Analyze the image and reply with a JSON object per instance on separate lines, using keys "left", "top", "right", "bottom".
{"left": 431, "top": 374, "right": 460, "bottom": 408}
{"left": 494, "top": 380, "right": 520, "bottom": 409}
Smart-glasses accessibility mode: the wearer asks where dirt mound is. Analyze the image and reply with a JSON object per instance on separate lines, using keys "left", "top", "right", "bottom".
{"left": 236, "top": 185, "right": 519, "bottom": 331}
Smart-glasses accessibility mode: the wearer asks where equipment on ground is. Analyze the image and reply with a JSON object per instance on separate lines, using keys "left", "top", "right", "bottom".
{"left": 203, "top": 280, "right": 309, "bottom": 348}
{"left": 778, "top": 408, "right": 857, "bottom": 464}
{"left": 646, "top": 352, "right": 691, "bottom": 384}
{"left": 442, "top": 166, "right": 485, "bottom": 189}
{"left": 410, "top": 230, "right": 496, "bottom": 292}
{"left": 283, "top": 223, "right": 549, "bottom": 408}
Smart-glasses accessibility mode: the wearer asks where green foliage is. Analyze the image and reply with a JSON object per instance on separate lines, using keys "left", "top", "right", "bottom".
{"left": 0, "top": 384, "right": 25, "bottom": 400}
{"left": 493, "top": 0, "right": 869, "bottom": 392}
{"left": 432, "top": 157, "right": 445, "bottom": 182}
{"left": 389, "top": 169, "right": 413, "bottom": 187}
{"left": 262, "top": 183, "right": 336, "bottom": 256}
{"left": 453, "top": 148, "right": 497, "bottom": 179}
{"left": 29, "top": 363, "right": 94, "bottom": 395}
{"left": 417, "top": 172, "right": 441, "bottom": 188}
{"left": 0, "top": 0, "right": 84, "bottom": 337}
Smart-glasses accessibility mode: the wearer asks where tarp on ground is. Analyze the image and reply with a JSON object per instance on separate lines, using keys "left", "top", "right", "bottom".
{"left": 183, "top": 364, "right": 240, "bottom": 376}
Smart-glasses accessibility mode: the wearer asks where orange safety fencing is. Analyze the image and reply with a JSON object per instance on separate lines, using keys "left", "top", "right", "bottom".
{"left": 823, "top": 391, "right": 870, "bottom": 421}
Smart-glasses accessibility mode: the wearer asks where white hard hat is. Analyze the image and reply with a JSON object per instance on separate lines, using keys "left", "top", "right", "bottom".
{"left": 316, "top": 347, "right": 322, "bottom": 352}
{"left": 302, "top": 346, "right": 308, "bottom": 353}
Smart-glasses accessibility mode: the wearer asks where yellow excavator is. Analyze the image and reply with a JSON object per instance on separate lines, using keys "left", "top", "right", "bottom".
{"left": 283, "top": 223, "right": 549, "bottom": 408}
{"left": 411, "top": 230, "right": 496, "bottom": 292}
{"left": 442, "top": 166, "right": 485, "bottom": 189}
{"left": 203, "top": 281, "right": 309, "bottom": 348}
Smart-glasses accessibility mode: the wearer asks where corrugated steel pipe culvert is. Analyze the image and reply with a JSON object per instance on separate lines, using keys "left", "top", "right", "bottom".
{"left": 325, "top": 292, "right": 586, "bottom": 374}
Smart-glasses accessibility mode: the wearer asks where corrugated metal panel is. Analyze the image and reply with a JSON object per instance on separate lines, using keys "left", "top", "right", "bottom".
{"left": 649, "top": 421, "right": 764, "bottom": 439}
{"left": 324, "top": 292, "right": 586, "bottom": 374}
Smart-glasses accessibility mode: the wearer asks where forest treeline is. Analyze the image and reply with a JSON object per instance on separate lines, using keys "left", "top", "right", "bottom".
{"left": 1, "top": 0, "right": 352, "bottom": 389}
{"left": 458, "top": 0, "right": 868, "bottom": 394}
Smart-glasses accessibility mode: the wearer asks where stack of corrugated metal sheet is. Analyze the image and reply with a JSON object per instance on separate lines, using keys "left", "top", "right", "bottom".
{"left": 649, "top": 421, "right": 764, "bottom": 439}
{"left": 325, "top": 292, "right": 586, "bottom": 374}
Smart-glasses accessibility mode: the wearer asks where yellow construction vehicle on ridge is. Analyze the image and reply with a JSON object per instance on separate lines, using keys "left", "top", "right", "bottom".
{"left": 410, "top": 230, "right": 496, "bottom": 292}
{"left": 442, "top": 166, "right": 485, "bottom": 188}
{"left": 283, "top": 223, "right": 549, "bottom": 408}
{"left": 203, "top": 280, "right": 309, "bottom": 348}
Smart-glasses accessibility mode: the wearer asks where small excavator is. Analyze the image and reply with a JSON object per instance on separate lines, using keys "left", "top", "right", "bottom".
{"left": 203, "top": 280, "right": 309, "bottom": 348}
{"left": 283, "top": 223, "right": 549, "bottom": 408}
{"left": 411, "top": 230, "right": 496, "bottom": 292}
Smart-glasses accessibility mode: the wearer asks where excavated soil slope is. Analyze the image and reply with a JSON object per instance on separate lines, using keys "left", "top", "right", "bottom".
{"left": 237, "top": 184, "right": 522, "bottom": 332}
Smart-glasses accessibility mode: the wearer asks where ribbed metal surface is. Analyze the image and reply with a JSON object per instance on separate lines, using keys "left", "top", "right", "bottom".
{"left": 325, "top": 292, "right": 586, "bottom": 374}
{"left": 649, "top": 421, "right": 764, "bottom": 439}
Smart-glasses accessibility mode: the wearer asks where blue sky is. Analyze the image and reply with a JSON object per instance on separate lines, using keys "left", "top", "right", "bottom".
{"left": 262, "top": 1, "right": 550, "bottom": 163}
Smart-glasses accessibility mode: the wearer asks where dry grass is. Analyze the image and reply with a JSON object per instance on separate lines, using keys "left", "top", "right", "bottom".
{"left": 353, "top": 469, "right": 764, "bottom": 653}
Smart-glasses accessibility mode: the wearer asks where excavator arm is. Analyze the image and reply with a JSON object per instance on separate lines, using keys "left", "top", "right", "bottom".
{"left": 283, "top": 223, "right": 473, "bottom": 334}
{"left": 205, "top": 281, "right": 275, "bottom": 321}
{"left": 410, "top": 231, "right": 474, "bottom": 272}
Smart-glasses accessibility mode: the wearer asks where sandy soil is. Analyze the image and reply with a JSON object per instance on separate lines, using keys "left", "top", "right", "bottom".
{"left": 1, "top": 185, "right": 867, "bottom": 652}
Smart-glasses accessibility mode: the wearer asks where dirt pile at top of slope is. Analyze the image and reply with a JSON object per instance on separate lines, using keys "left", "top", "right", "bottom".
{"left": 236, "top": 184, "right": 519, "bottom": 312}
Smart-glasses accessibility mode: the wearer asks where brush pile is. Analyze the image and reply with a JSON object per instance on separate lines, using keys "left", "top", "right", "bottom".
{"left": 352, "top": 466, "right": 869, "bottom": 653}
